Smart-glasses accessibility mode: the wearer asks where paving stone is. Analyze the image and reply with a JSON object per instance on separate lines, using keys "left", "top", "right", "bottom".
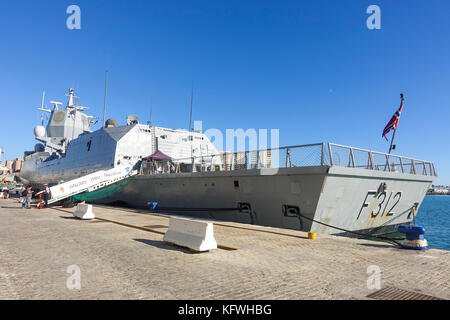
{"left": 0, "top": 199, "right": 448, "bottom": 300}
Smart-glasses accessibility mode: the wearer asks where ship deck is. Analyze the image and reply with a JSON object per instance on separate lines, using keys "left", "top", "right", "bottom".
{"left": 0, "top": 197, "right": 448, "bottom": 300}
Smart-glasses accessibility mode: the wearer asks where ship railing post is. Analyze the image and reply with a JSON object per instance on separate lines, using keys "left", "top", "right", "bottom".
{"left": 246, "top": 151, "right": 249, "bottom": 170}
{"left": 328, "top": 143, "right": 334, "bottom": 166}
{"left": 257, "top": 150, "right": 260, "bottom": 169}
{"left": 399, "top": 157, "right": 405, "bottom": 173}
{"left": 349, "top": 148, "right": 355, "bottom": 168}
{"left": 432, "top": 163, "right": 437, "bottom": 176}
{"left": 285, "top": 148, "right": 289, "bottom": 168}
{"left": 422, "top": 161, "right": 427, "bottom": 175}
{"left": 411, "top": 160, "right": 416, "bottom": 175}
{"left": 368, "top": 151, "right": 375, "bottom": 170}
{"left": 321, "top": 143, "right": 325, "bottom": 166}
{"left": 385, "top": 154, "right": 390, "bottom": 172}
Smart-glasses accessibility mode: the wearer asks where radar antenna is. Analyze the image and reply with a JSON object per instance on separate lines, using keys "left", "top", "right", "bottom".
{"left": 48, "top": 101, "right": 63, "bottom": 110}
{"left": 37, "top": 90, "right": 53, "bottom": 114}
{"left": 39, "top": 91, "right": 46, "bottom": 125}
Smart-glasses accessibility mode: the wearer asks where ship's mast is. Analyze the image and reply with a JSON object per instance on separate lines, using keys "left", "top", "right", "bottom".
{"left": 67, "top": 88, "right": 75, "bottom": 107}
{"left": 40, "top": 91, "right": 45, "bottom": 125}
{"left": 67, "top": 88, "right": 77, "bottom": 140}
{"left": 103, "top": 70, "right": 108, "bottom": 128}
{"left": 188, "top": 86, "right": 194, "bottom": 132}
{"left": 148, "top": 105, "right": 152, "bottom": 127}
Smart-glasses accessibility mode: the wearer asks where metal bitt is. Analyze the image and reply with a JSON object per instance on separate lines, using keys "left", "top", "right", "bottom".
{"left": 148, "top": 201, "right": 158, "bottom": 212}
{"left": 397, "top": 225, "right": 428, "bottom": 250}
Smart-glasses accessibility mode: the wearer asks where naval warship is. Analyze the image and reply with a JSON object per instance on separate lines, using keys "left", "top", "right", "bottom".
{"left": 19, "top": 89, "right": 437, "bottom": 236}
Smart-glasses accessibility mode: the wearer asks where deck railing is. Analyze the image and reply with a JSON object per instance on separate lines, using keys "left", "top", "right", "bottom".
{"left": 141, "top": 143, "right": 437, "bottom": 177}
{"left": 328, "top": 143, "right": 437, "bottom": 176}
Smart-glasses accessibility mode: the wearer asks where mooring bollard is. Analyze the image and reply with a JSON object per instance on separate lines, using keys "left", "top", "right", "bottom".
{"left": 398, "top": 225, "right": 428, "bottom": 250}
{"left": 308, "top": 232, "right": 316, "bottom": 239}
{"left": 147, "top": 201, "right": 158, "bottom": 212}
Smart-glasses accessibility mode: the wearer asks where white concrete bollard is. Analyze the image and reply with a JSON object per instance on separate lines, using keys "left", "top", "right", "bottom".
{"left": 73, "top": 204, "right": 95, "bottom": 220}
{"left": 163, "top": 217, "right": 218, "bottom": 252}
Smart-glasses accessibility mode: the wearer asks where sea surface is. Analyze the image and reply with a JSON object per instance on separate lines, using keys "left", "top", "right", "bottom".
{"left": 416, "top": 195, "right": 450, "bottom": 251}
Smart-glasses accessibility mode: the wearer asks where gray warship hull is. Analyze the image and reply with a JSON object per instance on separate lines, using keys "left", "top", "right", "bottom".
{"left": 96, "top": 159, "right": 434, "bottom": 235}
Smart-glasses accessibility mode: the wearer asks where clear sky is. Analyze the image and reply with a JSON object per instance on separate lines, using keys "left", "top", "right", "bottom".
{"left": 0, "top": 0, "right": 449, "bottom": 183}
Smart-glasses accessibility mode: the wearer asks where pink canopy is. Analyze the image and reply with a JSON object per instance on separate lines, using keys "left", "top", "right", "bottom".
{"left": 144, "top": 150, "right": 172, "bottom": 161}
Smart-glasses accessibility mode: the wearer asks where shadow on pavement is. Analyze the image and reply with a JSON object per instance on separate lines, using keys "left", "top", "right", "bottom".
{"left": 133, "top": 238, "right": 200, "bottom": 254}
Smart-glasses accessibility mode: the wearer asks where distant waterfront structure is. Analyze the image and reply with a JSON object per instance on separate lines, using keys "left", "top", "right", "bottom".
{"left": 12, "top": 158, "right": 23, "bottom": 172}
{"left": 0, "top": 162, "right": 8, "bottom": 175}
{"left": 428, "top": 185, "right": 450, "bottom": 195}
{"left": 0, "top": 158, "right": 23, "bottom": 175}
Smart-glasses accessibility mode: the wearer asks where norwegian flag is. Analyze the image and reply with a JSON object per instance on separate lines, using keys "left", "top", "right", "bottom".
{"left": 382, "top": 94, "right": 404, "bottom": 141}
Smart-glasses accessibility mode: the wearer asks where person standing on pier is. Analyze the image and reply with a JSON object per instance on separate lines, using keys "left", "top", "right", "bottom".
{"left": 43, "top": 184, "right": 51, "bottom": 208}
{"left": 1, "top": 186, "right": 8, "bottom": 199}
{"left": 20, "top": 188, "right": 27, "bottom": 208}
{"left": 25, "top": 186, "right": 33, "bottom": 209}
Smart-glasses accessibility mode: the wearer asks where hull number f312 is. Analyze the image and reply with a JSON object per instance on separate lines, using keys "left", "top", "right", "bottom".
{"left": 357, "top": 190, "right": 402, "bottom": 220}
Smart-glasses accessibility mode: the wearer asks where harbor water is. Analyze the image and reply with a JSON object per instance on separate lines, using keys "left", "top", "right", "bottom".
{"left": 416, "top": 195, "right": 450, "bottom": 251}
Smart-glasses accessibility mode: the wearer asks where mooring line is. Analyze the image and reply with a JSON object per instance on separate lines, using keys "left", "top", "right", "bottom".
{"left": 93, "top": 204, "right": 310, "bottom": 240}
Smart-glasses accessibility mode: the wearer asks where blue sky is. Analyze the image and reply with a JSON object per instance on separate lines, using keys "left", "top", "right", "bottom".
{"left": 0, "top": 0, "right": 449, "bottom": 183}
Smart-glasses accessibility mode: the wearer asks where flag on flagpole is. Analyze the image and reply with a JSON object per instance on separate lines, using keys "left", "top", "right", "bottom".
{"left": 382, "top": 96, "right": 404, "bottom": 141}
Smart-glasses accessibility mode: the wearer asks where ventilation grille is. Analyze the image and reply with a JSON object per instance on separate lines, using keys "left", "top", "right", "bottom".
{"left": 367, "top": 287, "right": 444, "bottom": 300}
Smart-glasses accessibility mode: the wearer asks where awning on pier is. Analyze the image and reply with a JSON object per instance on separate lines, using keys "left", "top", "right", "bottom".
{"left": 144, "top": 150, "right": 172, "bottom": 161}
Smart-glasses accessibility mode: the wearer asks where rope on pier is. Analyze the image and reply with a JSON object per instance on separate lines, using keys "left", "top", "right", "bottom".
{"left": 296, "top": 212, "right": 403, "bottom": 246}
{"left": 150, "top": 205, "right": 405, "bottom": 246}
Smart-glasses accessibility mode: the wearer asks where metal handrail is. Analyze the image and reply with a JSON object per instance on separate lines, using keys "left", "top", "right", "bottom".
{"left": 143, "top": 142, "right": 436, "bottom": 177}
{"left": 169, "top": 142, "right": 325, "bottom": 163}
{"left": 327, "top": 143, "right": 436, "bottom": 176}
{"left": 328, "top": 143, "right": 434, "bottom": 164}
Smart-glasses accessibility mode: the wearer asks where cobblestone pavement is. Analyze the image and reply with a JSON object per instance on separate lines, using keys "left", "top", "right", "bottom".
{"left": 0, "top": 198, "right": 449, "bottom": 300}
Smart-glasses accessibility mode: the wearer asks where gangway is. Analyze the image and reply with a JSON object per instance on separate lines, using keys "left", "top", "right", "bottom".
{"left": 43, "top": 166, "right": 138, "bottom": 205}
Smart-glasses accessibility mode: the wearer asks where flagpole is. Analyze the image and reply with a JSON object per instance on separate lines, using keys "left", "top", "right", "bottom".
{"left": 388, "top": 93, "right": 404, "bottom": 154}
{"left": 388, "top": 127, "right": 397, "bottom": 154}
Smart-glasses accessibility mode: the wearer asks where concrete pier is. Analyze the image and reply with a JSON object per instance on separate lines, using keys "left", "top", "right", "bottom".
{"left": 0, "top": 198, "right": 448, "bottom": 300}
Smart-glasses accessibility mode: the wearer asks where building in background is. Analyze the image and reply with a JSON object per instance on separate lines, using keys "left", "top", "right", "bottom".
{"left": 12, "top": 158, "right": 23, "bottom": 172}
{"left": 5, "top": 160, "right": 13, "bottom": 172}
{"left": 0, "top": 162, "right": 8, "bottom": 175}
{"left": 0, "top": 158, "right": 23, "bottom": 175}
